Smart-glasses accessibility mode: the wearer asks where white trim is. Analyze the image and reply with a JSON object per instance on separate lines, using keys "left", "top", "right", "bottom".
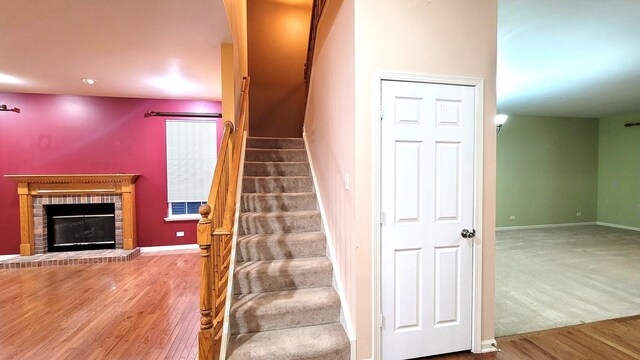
{"left": 139, "top": 244, "right": 199, "bottom": 253}
{"left": 0, "top": 254, "right": 19, "bottom": 261}
{"left": 481, "top": 339, "right": 500, "bottom": 353}
{"left": 497, "top": 222, "right": 597, "bottom": 231}
{"left": 350, "top": 339, "right": 357, "bottom": 360}
{"left": 372, "top": 72, "right": 485, "bottom": 358}
{"left": 164, "top": 214, "right": 201, "bottom": 222}
{"left": 219, "top": 131, "right": 248, "bottom": 360}
{"left": 597, "top": 222, "right": 640, "bottom": 232}
{"left": 303, "top": 131, "right": 357, "bottom": 344}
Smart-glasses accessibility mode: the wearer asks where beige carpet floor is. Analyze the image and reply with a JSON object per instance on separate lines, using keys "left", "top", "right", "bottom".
{"left": 496, "top": 225, "right": 640, "bottom": 336}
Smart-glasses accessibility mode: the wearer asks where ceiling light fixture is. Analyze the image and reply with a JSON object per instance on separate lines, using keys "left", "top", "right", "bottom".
{"left": 150, "top": 72, "right": 199, "bottom": 94}
{"left": 82, "top": 78, "right": 96, "bottom": 85}
{"left": 0, "top": 73, "right": 24, "bottom": 85}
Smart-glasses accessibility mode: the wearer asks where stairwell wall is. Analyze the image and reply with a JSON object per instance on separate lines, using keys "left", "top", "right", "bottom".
{"left": 247, "top": 0, "right": 312, "bottom": 137}
{"left": 303, "top": 0, "right": 357, "bottom": 347}
{"left": 222, "top": 0, "right": 248, "bottom": 126}
{"left": 305, "top": 0, "right": 498, "bottom": 358}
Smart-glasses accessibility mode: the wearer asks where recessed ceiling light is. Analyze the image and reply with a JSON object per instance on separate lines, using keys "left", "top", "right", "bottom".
{"left": 82, "top": 78, "right": 96, "bottom": 85}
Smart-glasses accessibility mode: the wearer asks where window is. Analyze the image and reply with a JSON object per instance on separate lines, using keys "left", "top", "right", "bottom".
{"left": 165, "top": 120, "right": 217, "bottom": 220}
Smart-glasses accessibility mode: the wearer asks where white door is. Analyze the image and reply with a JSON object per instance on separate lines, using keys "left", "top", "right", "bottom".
{"left": 381, "top": 80, "right": 475, "bottom": 359}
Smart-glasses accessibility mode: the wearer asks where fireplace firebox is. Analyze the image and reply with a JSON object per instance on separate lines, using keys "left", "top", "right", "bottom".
{"left": 46, "top": 203, "right": 116, "bottom": 252}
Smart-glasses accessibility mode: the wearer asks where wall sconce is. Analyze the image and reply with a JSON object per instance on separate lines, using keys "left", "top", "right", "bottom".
{"left": 495, "top": 114, "right": 508, "bottom": 134}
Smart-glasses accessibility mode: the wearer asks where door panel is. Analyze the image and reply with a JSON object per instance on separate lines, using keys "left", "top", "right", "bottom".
{"left": 381, "top": 80, "right": 474, "bottom": 359}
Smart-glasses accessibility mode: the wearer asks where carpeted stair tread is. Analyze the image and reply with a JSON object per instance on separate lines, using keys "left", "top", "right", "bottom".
{"left": 244, "top": 161, "right": 310, "bottom": 176}
{"left": 242, "top": 176, "right": 313, "bottom": 193}
{"left": 237, "top": 232, "right": 326, "bottom": 261}
{"left": 227, "top": 323, "right": 350, "bottom": 360}
{"left": 234, "top": 257, "right": 332, "bottom": 294}
{"left": 247, "top": 137, "right": 304, "bottom": 149}
{"left": 245, "top": 148, "right": 308, "bottom": 162}
{"left": 228, "top": 138, "right": 350, "bottom": 358}
{"left": 241, "top": 192, "right": 317, "bottom": 212}
{"left": 230, "top": 287, "right": 340, "bottom": 334}
{"left": 239, "top": 210, "right": 321, "bottom": 235}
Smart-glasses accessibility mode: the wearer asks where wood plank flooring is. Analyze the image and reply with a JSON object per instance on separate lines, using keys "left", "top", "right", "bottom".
{"left": 2, "top": 250, "right": 640, "bottom": 359}
{"left": 426, "top": 315, "right": 640, "bottom": 360}
{"left": 0, "top": 251, "right": 200, "bottom": 360}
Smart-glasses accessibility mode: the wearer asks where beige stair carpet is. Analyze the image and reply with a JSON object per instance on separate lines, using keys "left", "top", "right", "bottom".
{"left": 227, "top": 137, "right": 350, "bottom": 360}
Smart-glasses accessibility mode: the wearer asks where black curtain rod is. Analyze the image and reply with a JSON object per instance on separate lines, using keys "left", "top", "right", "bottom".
{"left": 624, "top": 122, "right": 640, "bottom": 128}
{"left": 0, "top": 104, "right": 20, "bottom": 113}
{"left": 144, "top": 111, "right": 221, "bottom": 118}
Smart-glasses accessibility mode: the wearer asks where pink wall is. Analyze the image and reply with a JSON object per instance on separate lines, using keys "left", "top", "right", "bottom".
{"left": 0, "top": 92, "right": 222, "bottom": 255}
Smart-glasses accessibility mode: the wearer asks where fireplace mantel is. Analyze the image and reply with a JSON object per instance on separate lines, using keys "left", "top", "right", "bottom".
{"left": 5, "top": 174, "right": 140, "bottom": 256}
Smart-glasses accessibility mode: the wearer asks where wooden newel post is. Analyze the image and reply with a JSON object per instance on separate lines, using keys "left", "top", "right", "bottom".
{"left": 197, "top": 204, "right": 214, "bottom": 360}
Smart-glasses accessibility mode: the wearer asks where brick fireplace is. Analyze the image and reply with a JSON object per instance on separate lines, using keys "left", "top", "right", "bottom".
{"left": 5, "top": 174, "right": 139, "bottom": 256}
{"left": 34, "top": 195, "right": 123, "bottom": 254}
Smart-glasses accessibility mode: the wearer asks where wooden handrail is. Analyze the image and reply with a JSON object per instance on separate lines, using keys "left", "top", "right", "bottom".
{"left": 197, "top": 76, "right": 250, "bottom": 360}
{"left": 303, "top": 0, "right": 328, "bottom": 94}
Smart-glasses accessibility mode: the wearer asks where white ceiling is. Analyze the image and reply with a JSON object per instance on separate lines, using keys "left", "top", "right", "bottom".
{"left": 0, "top": 0, "right": 230, "bottom": 101}
{"left": 498, "top": 0, "right": 640, "bottom": 118}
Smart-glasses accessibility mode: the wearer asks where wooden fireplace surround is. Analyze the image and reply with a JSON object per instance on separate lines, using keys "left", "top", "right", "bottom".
{"left": 5, "top": 174, "right": 140, "bottom": 256}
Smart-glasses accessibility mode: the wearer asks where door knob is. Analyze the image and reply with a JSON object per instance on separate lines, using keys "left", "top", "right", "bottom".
{"left": 461, "top": 229, "right": 476, "bottom": 238}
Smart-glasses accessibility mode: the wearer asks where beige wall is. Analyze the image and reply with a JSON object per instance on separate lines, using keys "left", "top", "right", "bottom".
{"left": 306, "top": 0, "right": 498, "bottom": 358}
{"left": 222, "top": 0, "right": 248, "bottom": 125}
{"left": 221, "top": 43, "right": 235, "bottom": 124}
{"left": 304, "top": 0, "right": 357, "bottom": 340}
{"left": 247, "top": 0, "right": 312, "bottom": 137}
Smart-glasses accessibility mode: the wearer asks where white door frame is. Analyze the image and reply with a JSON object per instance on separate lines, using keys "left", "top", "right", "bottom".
{"left": 372, "top": 72, "right": 484, "bottom": 358}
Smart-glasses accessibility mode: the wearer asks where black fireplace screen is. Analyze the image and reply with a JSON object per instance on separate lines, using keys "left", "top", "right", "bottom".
{"left": 46, "top": 203, "right": 116, "bottom": 252}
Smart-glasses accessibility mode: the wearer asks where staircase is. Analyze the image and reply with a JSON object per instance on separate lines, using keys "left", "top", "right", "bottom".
{"left": 227, "top": 137, "right": 350, "bottom": 360}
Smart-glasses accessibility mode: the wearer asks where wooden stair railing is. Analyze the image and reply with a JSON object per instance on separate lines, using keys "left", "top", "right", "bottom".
{"left": 197, "top": 76, "right": 250, "bottom": 360}
{"left": 304, "top": 0, "right": 328, "bottom": 95}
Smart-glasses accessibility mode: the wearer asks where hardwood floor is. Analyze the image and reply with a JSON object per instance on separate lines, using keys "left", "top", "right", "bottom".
{"left": 0, "top": 251, "right": 200, "bottom": 360}
{"left": 2, "top": 251, "right": 639, "bottom": 359}
{"left": 426, "top": 316, "right": 640, "bottom": 360}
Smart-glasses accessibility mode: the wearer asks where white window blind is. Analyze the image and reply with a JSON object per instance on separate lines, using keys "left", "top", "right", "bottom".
{"left": 166, "top": 120, "right": 217, "bottom": 203}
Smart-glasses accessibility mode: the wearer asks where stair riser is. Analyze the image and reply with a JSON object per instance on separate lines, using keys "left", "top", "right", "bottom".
{"left": 234, "top": 269, "right": 332, "bottom": 294}
{"left": 245, "top": 149, "right": 308, "bottom": 162}
{"left": 244, "top": 162, "right": 310, "bottom": 176}
{"left": 239, "top": 213, "right": 321, "bottom": 235}
{"left": 237, "top": 237, "right": 326, "bottom": 262}
{"left": 247, "top": 138, "right": 304, "bottom": 149}
{"left": 230, "top": 300, "right": 339, "bottom": 334}
{"left": 241, "top": 193, "right": 317, "bottom": 212}
{"left": 242, "top": 178, "right": 313, "bottom": 193}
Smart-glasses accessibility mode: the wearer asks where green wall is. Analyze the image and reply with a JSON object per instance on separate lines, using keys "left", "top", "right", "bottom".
{"left": 597, "top": 113, "right": 640, "bottom": 228}
{"left": 497, "top": 116, "right": 600, "bottom": 227}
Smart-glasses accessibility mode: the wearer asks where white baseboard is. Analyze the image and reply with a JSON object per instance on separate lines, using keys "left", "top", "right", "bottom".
{"left": 350, "top": 339, "right": 357, "bottom": 360}
{"left": 597, "top": 222, "right": 640, "bottom": 232}
{"left": 481, "top": 339, "right": 500, "bottom": 353}
{"left": 496, "top": 222, "right": 596, "bottom": 231}
{"left": 139, "top": 244, "right": 199, "bottom": 253}
{"left": 303, "top": 132, "right": 356, "bottom": 342}
{"left": 0, "top": 254, "right": 19, "bottom": 261}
